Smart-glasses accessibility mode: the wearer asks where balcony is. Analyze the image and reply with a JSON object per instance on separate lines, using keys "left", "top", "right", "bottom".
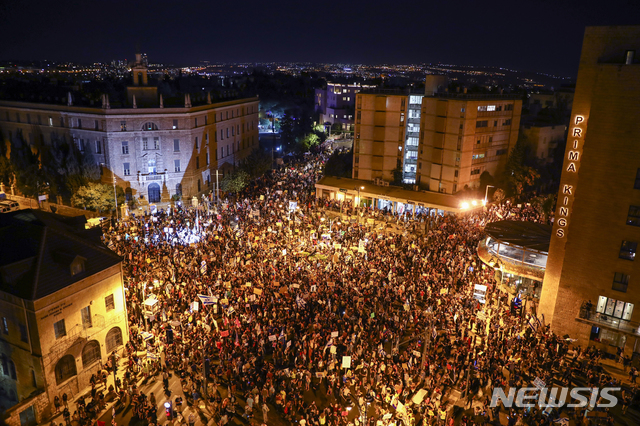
{"left": 576, "top": 307, "right": 640, "bottom": 338}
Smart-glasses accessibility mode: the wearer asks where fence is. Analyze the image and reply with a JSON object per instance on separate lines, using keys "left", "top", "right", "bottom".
{"left": 5, "top": 194, "right": 102, "bottom": 219}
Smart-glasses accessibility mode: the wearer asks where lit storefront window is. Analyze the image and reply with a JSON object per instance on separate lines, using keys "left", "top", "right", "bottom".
{"left": 596, "top": 295, "right": 634, "bottom": 320}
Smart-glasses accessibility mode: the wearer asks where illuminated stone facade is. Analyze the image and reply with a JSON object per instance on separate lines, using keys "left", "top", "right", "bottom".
{"left": 0, "top": 210, "right": 128, "bottom": 426}
{"left": 539, "top": 26, "right": 640, "bottom": 354}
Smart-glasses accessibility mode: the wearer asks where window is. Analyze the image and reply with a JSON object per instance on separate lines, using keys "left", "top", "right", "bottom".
{"left": 476, "top": 120, "right": 488, "bottom": 128}
{"left": 505, "top": 104, "right": 514, "bottom": 111}
{"left": 174, "top": 139, "right": 180, "bottom": 152}
{"left": 619, "top": 241, "right": 637, "bottom": 261}
{"left": 60, "top": 117, "right": 64, "bottom": 127}
{"left": 195, "top": 117, "right": 198, "bottom": 127}
{"left": 405, "top": 151, "right": 418, "bottom": 160}
{"left": 197, "top": 179, "right": 201, "bottom": 192}
{"left": 143, "top": 138, "right": 148, "bottom": 150}
{"left": 487, "top": 105, "right": 496, "bottom": 112}
{"left": 635, "top": 169, "right": 640, "bottom": 189}
{"left": 627, "top": 205, "right": 640, "bottom": 226}
{"left": 220, "top": 129, "right": 224, "bottom": 141}
{"left": 94, "top": 119, "right": 99, "bottom": 130}
{"left": 454, "top": 170, "right": 459, "bottom": 178}
{"left": 121, "top": 141, "right": 129, "bottom": 154}
{"left": 78, "top": 139, "right": 84, "bottom": 152}
{"left": 142, "top": 122, "right": 158, "bottom": 131}
{"left": 77, "top": 118, "right": 82, "bottom": 129}
{"left": 504, "top": 119, "right": 512, "bottom": 126}
{"left": 597, "top": 296, "right": 633, "bottom": 320}
{"left": 82, "top": 340, "right": 101, "bottom": 368}
{"left": 471, "top": 168, "right": 481, "bottom": 176}
{"left": 105, "top": 294, "right": 115, "bottom": 311}
{"left": 19, "top": 324, "right": 27, "bottom": 342}
{"left": 120, "top": 121, "right": 126, "bottom": 131}
{"left": 227, "top": 145, "right": 230, "bottom": 156}
{"left": 477, "top": 106, "right": 487, "bottom": 112}
{"left": 49, "top": 116, "right": 53, "bottom": 126}
{"left": 153, "top": 137, "right": 159, "bottom": 150}
{"left": 205, "top": 116, "right": 208, "bottom": 125}
{"left": 206, "top": 151, "right": 209, "bottom": 166}
{"left": 613, "top": 272, "right": 630, "bottom": 292}
{"left": 148, "top": 158, "right": 156, "bottom": 174}
{"left": 54, "top": 319, "right": 66, "bottom": 339}
{"left": 55, "top": 355, "right": 76, "bottom": 385}
{"left": 174, "top": 159, "right": 181, "bottom": 172}
{"left": 123, "top": 163, "right": 130, "bottom": 176}
{"left": 195, "top": 137, "right": 199, "bottom": 150}
{"left": 81, "top": 306, "right": 92, "bottom": 328}
{"left": 220, "top": 147, "right": 224, "bottom": 158}
{"left": 1, "top": 318, "right": 7, "bottom": 334}
{"left": 472, "top": 154, "right": 486, "bottom": 160}
{"left": 95, "top": 140, "right": 101, "bottom": 154}
{"left": 27, "top": 114, "right": 31, "bottom": 124}
{"left": 173, "top": 119, "right": 178, "bottom": 130}
{"left": 494, "top": 120, "right": 498, "bottom": 127}
{"left": 496, "top": 149, "right": 508, "bottom": 156}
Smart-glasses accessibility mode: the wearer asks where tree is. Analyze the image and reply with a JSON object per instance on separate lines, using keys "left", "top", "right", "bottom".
{"left": 240, "top": 149, "right": 272, "bottom": 179}
{"left": 503, "top": 134, "right": 540, "bottom": 199}
{"left": 530, "top": 194, "right": 556, "bottom": 223}
{"left": 324, "top": 148, "right": 353, "bottom": 178}
{"left": 300, "top": 133, "right": 320, "bottom": 151}
{"left": 72, "top": 182, "right": 124, "bottom": 212}
{"left": 220, "top": 170, "right": 250, "bottom": 193}
{"left": 9, "top": 131, "right": 44, "bottom": 198}
{"left": 0, "top": 128, "right": 12, "bottom": 186}
{"left": 493, "top": 188, "right": 506, "bottom": 203}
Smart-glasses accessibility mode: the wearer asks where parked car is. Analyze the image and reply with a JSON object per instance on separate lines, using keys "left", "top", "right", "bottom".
{"left": 0, "top": 200, "right": 20, "bottom": 211}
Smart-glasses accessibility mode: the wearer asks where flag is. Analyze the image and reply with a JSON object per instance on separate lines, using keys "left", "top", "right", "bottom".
{"left": 197, "top": 294, "right": 217, "bottom": 305}
{"left": 553, "top": 418, "right": 569, "bottom": 426}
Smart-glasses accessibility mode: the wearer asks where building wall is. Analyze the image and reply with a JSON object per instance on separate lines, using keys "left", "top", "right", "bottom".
{"left": 419, "top": 97, "right": 521, "bottom": 193}
{"left": 539, "top": 26, "right": 640, "bottom": 354}
{"left": 0, "top": 98, "right": 259, "bottom": 202}
{"left": 353, "top": 93, "right": 406, "bottom": 182}
{"left": 521, "top": 123, "right": 566, "bottom": 163}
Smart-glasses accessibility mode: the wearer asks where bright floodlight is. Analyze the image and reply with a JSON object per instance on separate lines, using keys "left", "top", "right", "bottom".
{"left": 461, "top": 202, "right": 469, "bottom": 209}
{"left": 471, "top": 200, "right": 477, "bottom": 206}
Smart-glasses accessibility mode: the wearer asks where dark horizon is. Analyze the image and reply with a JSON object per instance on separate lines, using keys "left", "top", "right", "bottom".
{"left": 1, "top": 0, "right": 639, "bottom": 78}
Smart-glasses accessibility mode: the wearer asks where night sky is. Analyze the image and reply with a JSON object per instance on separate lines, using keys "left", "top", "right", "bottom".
{"left": 1, "top": 0, "right": 639, "bottom": 77}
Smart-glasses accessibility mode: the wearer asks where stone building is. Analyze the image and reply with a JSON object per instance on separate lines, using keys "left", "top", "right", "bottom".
{"left": 539, "top": 26, "right": 640, "bottom": 356}
{"left": 0, "top": 53, "right": 259, "bottom": 204}
{"left": 0, "top": 210, "right": 127, "bottom": 426}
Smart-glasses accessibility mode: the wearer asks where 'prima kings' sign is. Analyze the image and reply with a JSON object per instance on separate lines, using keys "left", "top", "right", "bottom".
{"left": 556, "top": 115, "right": 586, "bottom": 238}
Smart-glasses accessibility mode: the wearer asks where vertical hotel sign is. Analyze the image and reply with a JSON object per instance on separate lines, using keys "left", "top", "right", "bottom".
{"left": 555, "top": 114, "right": 586, "bottom": 238}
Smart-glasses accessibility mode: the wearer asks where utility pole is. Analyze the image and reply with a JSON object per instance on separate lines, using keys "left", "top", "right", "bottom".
{"left": 215, "top": 170, "right": 219, "bottom": 205}
{"left": 113, "top": 175, "right": 118, "bottom": 219}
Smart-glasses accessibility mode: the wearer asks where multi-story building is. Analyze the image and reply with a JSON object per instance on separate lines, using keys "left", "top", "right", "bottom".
{"left": 353, "top": 80, "right": 522, "bottom": 193}
{"left": 0, "top": 53, "right": 259, "bottom": 204}
{"left": 315, "top": 82, "right": 374, "bottom": 132}
{"left": 539, "top": 26, "right": 640, "bottom": 355}
{"left": 520, "top": 120, "right": 567, "bottom": 164}
{"left": 0, "top": 209, "right": 128, "bottom": 426}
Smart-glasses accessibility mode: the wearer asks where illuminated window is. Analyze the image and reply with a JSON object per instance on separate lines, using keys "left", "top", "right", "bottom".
{"left": 612, "top": 272, "right": 630, "bottom": 292}
{"left": 142, "top": 122, "right": 158, "bottom": 131}
{"left": 472, "top": 154, "right": 485, "bottom": 160}
{"left": 597, "top": 295, "right": 633, "bottom": 320}
{"left": 487, "top": 105, "right": 496, "bottom": 111}
{"left": 478, "top": 106, "right": 487, "bottom": 112}
{"left": 120, "top": 121, "right": 126, "bottom": 131}
{"left": 173, "top": 120, "right": 178, "bottom": 129}
{"left": 406, "top": 137, "right": 419, "bottom": 146}
{"left": 619, "top": 241, "right": 637, "bottom": 261}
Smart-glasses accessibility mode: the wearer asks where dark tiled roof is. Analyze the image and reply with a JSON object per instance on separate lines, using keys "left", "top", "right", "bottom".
{"left": 0, "top": 210, "right": 121, "bottom": 300}
{"left": 484, "top": 220, "right": 552, "bottom": 252}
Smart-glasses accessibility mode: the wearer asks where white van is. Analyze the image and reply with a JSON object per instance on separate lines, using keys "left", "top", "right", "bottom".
{"left": 0, "top": 200, "right": 20, "bottom": 211}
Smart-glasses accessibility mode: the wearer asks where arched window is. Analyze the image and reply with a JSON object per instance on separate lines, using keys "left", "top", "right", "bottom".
{"left": 105, "top": 327, "right": 123, "bottom": 353}
{"left": 55, "top": 355, "right": 77, "bottom": 385}
{"left": 142, "top": 122, "right": 159, "bottom": 131}
{"left": 81, "top": 340, "right": 101, "bottom": 368}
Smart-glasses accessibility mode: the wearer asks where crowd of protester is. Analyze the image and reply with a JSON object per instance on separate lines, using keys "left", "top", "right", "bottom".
{"left": 74, "top": 151, "right": 631, "bottom": 426}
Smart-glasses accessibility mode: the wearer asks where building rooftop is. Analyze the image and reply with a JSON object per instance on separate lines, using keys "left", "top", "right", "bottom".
{"left": 0, "top": 210, "right": 121, "bottom": 300}
{"left": 484, "top": 220, "right": 552, "bottom": 252}
{"left": 315, "top": 176, "right": 480, "bottom": 213}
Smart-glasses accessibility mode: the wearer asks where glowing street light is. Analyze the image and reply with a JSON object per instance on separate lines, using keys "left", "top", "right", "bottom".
{"left": 460, "top": 202, "right": 470, "bottom": 209}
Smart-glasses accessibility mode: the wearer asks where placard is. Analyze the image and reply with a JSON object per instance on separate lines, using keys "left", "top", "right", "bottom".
{"left": 253, "top": 288, "right": 263, "bottom": 296}
{"left": 331, "top": 331, "right": 339, "bottom": 338}
{"left": 341, "top": 356, "right": 351, "bottom": 369}
{"left": 268, "top": 335, "right": 277, "bottom": 342}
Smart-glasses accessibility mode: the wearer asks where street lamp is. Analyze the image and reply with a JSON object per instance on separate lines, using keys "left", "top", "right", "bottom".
{"left": 484, "top": 185, "right": 495, "bottom": 205}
